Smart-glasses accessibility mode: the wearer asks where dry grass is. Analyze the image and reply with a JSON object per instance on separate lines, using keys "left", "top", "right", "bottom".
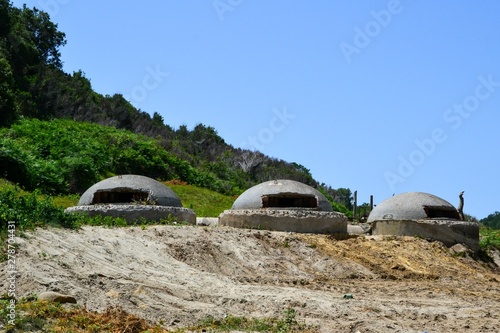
{"left": 3, "top": 300, "right": 164, "bottom": 333}
{"left": 3, "top": 300, "right": 317, "bottom": 333}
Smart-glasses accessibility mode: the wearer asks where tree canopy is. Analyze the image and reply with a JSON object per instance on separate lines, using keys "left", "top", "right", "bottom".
{"left": 480, "top": 211, "right": 500, "bottom": 229}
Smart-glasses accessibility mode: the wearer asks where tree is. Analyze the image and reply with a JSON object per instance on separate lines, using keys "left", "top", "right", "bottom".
{"left": 152, "top": 112, "right": 164, "bottom": 126}
{"left": 464, "top": 214, "right": 478, "bottom": 223}
{"left": 0, "top": 2, "right": 67, "bottom": 120}
{"left": 480, "top": 211, "right": 500, "bottom": 229}
{"left": 16, "top": 5, "right": 66, "bottom": 68}
{"left": 0, "top": 47, "right": 16, "bottom": 126}
{"left": 334, "top": 188, "right": 353, "bottom": 211}
{"left": 356, "top": 202, "right": 372, "bottom": 220}
{"left": 0, "top": 0, "right": 11, "bottom": 39}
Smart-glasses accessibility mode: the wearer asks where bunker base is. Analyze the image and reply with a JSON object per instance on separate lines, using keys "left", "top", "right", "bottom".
{"left": 372, "top": 219, "right": 479, "bottom": 251}
{"left": 65, "top": 204, "right": 196, "bottom": 225}
{"left": 219, "top": 209, "right": 347, "bottom": 234}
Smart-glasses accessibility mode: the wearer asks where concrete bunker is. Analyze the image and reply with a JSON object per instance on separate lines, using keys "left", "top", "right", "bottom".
{"left": 219, "top": 179, "right": 347, "bottom": 234}
{"left": 65, "top": 175, "right": 196, "bottom": 224}
{"left": 367, "top": 192, "right": 479, "bottom": 251}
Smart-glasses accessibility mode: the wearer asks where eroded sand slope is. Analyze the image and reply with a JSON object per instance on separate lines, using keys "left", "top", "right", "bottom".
{"left": 3, "top": 225, "right": 499, "bottom": 332}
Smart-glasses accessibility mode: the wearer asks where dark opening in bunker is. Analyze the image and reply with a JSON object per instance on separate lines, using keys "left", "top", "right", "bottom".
{"left": 261, "top": 193, "right": 318, "bottom": 209}
{"left": 92, "top": 189, "right": 149, "bottom": 204}
{"left": 423, "top": 205, "right": 460, "bottom": 219}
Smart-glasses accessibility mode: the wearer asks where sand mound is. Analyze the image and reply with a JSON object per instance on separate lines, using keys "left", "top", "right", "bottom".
{"left": 3, "top": 225, "right": 499, "bottom": 332}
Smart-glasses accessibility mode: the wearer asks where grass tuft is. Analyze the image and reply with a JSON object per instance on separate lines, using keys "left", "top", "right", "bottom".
{"left": 1, "top": 298, "right": 164, "bottom": 333}
{"left": 186, "top": 307, "right": 316, "bottom": 333}
{"left": 0, "top": 298, "right": 317, "bottom": 333}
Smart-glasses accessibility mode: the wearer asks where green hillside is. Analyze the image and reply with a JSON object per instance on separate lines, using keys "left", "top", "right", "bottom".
{"left": 0, "top": 117, "right": 343, "bottom": 215}
{"left": 165, "top": 181, "right": 235, "bottom": 217}
{"left": 0, "top": 117, "right": 345, "bottom": 223}
{"left": 0, "top": 118, "right": 231, "bottom": 195}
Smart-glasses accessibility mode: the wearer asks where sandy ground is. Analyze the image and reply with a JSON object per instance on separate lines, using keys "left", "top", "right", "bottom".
{"left": 2, "top": 225, "right": 499, "bottom": 332}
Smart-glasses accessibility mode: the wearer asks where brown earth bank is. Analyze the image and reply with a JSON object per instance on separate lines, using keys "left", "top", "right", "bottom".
{"left": 2, "top": 225, "right": 499, "bottom": 332}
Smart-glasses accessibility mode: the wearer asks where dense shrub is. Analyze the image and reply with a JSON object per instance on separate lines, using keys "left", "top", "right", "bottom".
{"left": 0, "top": 187, "right": 78, "bottom": 230}
{"left": 0, "top": 119, "right": 230, "bottom": 194}
{"left": 479, "top": 227, "right": 500, "bottom": 250}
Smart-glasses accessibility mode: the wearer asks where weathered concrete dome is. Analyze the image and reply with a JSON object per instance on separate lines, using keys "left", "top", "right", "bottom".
{"left": 231, "top": 179, "right": 333, "bottom": 211}
{"left": 65, "top": 175, "right": 195, "bottom": 224}
{"left": 219, "top": 180, "right": 347, "bottom": 234}
{"left": 367, "top": 192, "right": 479, "bottom": 251}
{"left": 78, "top": 174, "right": 182, "bottom": 207}
{"left": 367, "top": 192, "right": 460, "bottom": 222}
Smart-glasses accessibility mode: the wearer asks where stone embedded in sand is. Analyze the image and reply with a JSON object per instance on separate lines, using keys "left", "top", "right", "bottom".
{"left": 196, "top": 217, "right": 218, "bottom": 226}
{"left": 449, "top": 243, "right": 472, "bottom": 256}
{"left": 65, "top": 174, "right": 196, "bottom": 224}
{"left": 39, "top": 291, "right": 77, "bottom": 304}
{"left": 105, "top": 289, "right": 120, "bottom": 299}
{"left": 347, "top": 224, "right": 370, "bottom": 235}
{"left": 367, "top": 192, "right": 479, "bottom": 251}
{"left": 219, "top": 179, "right": 347, "bottom": 234}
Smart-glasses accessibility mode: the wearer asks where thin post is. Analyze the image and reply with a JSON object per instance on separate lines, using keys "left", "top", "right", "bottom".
{"left": 353, "top": 190, "right": 357, "bottom": 220}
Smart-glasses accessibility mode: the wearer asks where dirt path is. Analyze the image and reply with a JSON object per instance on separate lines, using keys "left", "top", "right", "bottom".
{"left": 3, "top": 225, "right": 499, "bottom": 332}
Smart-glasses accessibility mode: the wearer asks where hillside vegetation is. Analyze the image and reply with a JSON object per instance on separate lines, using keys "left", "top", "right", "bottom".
{"left": 165, "top": 181, "right": 235, "bottom": 217}
{"left": 0, "top": 118, "right": 230, "bottom": 195}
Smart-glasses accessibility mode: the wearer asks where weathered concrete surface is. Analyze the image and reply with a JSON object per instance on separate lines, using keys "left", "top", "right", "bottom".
{"left": 78, "top": 174, "right": 182, "bottom": 207}
{"left": 347, "top": 224, "right": 371, "bottom": 235}
{"left": 219, "top": 209, "right": 347, "bottom": 234}
{"left": 65, "top": 204, "right": 196, "bottom": 225}
{"left": 368, "top": 192, "right": 459, "bottom": 222}
{"left": 372, "top": 219, "right": 479, "bottom": 251}
{"left": 196, "top": 217, "right": 219, "bottom": 226}
{"left": 231, "top": 179, "right": 333, "bottom": 211}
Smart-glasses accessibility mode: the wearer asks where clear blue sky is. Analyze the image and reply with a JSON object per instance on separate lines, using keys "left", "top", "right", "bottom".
{"left": 12, "top": 0, "right": 500, "bottom": 219}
